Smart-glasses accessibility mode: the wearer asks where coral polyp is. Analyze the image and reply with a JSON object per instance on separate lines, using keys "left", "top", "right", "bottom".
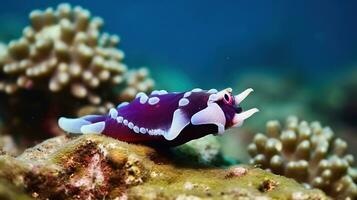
{"left": 248, "top": 116, "right": 357, "bottom": 199}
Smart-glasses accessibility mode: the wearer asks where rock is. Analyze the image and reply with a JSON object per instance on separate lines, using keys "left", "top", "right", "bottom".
{"left": 0, "top": 178, "right": 33, "bottom": 200}
{"left": 0, "top": 134, "right": 328, "bottom": 200}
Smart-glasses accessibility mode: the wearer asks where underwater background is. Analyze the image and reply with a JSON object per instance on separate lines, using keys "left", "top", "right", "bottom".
{"left": 0, "top": 0, "right": 356, "bottom": 156}
{"left": 0, "top": 1, "right": 356, "bottom": 199}
{"left": 2, "top": 0, "right": 357, "bottom": 84}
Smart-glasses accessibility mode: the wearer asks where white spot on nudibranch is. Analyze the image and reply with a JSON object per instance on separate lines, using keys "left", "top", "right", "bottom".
{"left": 158, "top": 90, "right": 168, "bottom": 95}
{"left": 151, "top": 90, "right": 168, "bottom": 95}
{"left": 136, "top": 92, "right": 149, "bottom": 104}
{"left": 80, "top": 121, "right": 105, "bottom": 134}
{"left": 191, "top": 88, "right": 202, "bottom": 92}
{"left": 183, "top": 91, "right": 191, "bottom": 98}
{"left": 179, "top": 98, "right": 189, "bottom": 107}
{"left": 123, "top": 119, "right": 128, "bottom": 125}
{"left": 116, "top": 116, "right": 123, "bottom": 123}
{"left": 207, "top": 89, "right": 218, "bottom": 94}
{"left": 133, "top": 126, "right": 140, "bottom": 133}
{"left": 140, "top": 95, "right": 148, "bottom": 104}
{"left": 135, "top": 92, "right": 145, "bottom": 98}
{"left": 117, "top": 102, "right": 129, "bottom": 108}
{"left": 140, "top": 127, "right": 147, "bottom": 134}
{"left": 109, "top": 108, "right": 118, "bottom": 119}
{"left": 147, "top": 129, "right": 164, "bottom": 136}
{"left": 148, "top": 97, "right": 160, "bottom": 105}
{"left": 151, "top": 90, "right": 160, "bottom": 95}
{"left": 128, "top": 122, "right": 134, "bottom": 129}
{"left": 155, "top": 129, "right": 165, "bottom": 136}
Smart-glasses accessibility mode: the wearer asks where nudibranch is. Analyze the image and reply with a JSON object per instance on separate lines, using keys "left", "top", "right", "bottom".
{"left": 58, "top": 88, "right": 258, "bottom": 146}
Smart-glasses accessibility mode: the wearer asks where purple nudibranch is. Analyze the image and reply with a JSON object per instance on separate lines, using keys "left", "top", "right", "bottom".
{"left": 58, "top": 88, "right": 258, "bottom": 146}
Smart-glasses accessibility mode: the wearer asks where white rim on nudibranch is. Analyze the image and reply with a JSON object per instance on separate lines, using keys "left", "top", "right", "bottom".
{"left": 191, "top": 88, "right": 202, "bottom": 92}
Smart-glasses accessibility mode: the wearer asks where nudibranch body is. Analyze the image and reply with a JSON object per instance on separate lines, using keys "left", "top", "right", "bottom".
{"left": 58, "top": 88, "right": 258, "bottom": 146}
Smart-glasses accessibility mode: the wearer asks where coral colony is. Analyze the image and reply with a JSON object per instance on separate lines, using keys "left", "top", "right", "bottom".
{"left": 248, "top": 116, "right": 357, "bottom": 199}
{"left": 0, "top": 3, "right": 154, "bottom": 142}
{"left": 59, "top": 88, "right": 259, "bottom": 146}
{"left": 0, "top": 3, "right": 154, "bottom": 103}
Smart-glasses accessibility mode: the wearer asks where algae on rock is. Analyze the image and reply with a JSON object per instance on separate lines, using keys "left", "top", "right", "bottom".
{"left": 0, "top": 134, "right": 328, "bottom": 200}
{"left": 0, "top": 178, "right": 33, "bottom": 200}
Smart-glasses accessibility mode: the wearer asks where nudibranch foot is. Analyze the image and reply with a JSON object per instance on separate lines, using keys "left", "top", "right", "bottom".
{"left": 58, "top": 88, "right": 258, "bottom": 146}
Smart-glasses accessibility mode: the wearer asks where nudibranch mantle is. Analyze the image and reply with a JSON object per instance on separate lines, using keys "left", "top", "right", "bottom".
{"left": 58, "top": 88, "right": 258, "bottom": 146}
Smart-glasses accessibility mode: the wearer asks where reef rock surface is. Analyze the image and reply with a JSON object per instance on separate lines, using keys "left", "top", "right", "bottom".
{"left": 0, "top": 134, "right": 328, "bottom": 200}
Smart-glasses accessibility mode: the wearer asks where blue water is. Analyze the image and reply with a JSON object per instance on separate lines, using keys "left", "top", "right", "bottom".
{"left": 1, "top": 0, "right": 357, "bottom": 88}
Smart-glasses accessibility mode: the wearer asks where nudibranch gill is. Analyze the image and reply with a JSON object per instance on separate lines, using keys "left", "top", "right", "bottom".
{"left": 58, "top": 88, "right": 258, "bottom": 146}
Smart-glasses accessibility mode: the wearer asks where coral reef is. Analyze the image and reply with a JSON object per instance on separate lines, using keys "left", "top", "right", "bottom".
{"left": 0, "top": 134, "right": 328, "bottom": 200}
{"left": 0, "top": 4, "right": 154, "bottom": 145}
{"left": 248, "top": 116, "right": 357, "bottom": 199}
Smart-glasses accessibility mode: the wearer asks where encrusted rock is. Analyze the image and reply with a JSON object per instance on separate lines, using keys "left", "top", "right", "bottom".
{"left": 0, "top": 134, "right": 328, "bottom": 200}
{"left": 248, "top": 116, "right": 357, "bottom": 199}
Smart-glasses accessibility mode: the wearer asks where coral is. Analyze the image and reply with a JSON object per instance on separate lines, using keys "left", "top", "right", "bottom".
{"left": 0, "top": 178, "right": 33, "bottom": 200}
{"left": 0, "top": 134, "right": 18, "bottom": 156}
{"left": 0, "top": 3, "right": 154, "bottom": 144}
{"left": 0, "top": 134, "right": 328, "bottom": 200}
{"left": 118, "top": 67, "right": 155, "bottom": 102}
{"left": 248, "top": 116, "right": 357, "bottom": 199}
{"left": 0, "top": 43, "right": 7, "bottom": 63}
{"left": 0, "top": 3, "right": 154, "bottom": 101}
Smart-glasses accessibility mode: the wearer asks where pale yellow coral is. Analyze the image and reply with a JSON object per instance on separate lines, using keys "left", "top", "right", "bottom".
{"left": 119, "top": 67, "right": 155, "bottom": 101}
{"left": 0, "top": 3, "right": 154, "bottom": 105}
{"left": 248, "top": 116, "right": 357, "bottom": 199}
